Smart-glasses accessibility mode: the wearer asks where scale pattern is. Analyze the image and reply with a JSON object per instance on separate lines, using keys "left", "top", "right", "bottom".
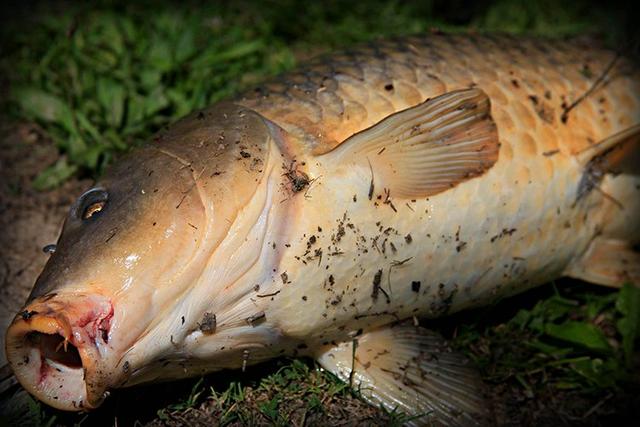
{"left": 247, "top": 34, "right": 640, "bottom": 338}
{"left": 239, "top": 33, "right": 640, "bottom": 158}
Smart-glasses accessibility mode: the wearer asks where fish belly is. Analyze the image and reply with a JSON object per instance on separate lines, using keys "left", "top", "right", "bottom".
{"left": 257, "top": 35, "right": 640, "bottom": 342}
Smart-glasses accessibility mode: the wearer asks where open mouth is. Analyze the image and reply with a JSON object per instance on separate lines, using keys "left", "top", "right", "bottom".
{"left": 5, "top": 295, "right": 114, "bottom": 411}
{"left": 31, "top": 332, "right": 83, "bottom": 369}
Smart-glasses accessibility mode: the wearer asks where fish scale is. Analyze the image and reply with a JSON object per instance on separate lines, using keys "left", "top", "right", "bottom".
{"left": 239, "top": 34, "right": 639, "bottom": 155}
{"left": 236, "top": 35, "right": 640, "bottom": 343}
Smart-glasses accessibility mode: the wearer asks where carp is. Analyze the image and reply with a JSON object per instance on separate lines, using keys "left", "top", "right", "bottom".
{"left": 4, "top": 34, "right": 640, "bottom": 425}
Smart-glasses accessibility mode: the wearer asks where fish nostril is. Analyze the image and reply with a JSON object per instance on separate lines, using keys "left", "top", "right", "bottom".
{"left": 26, "top": 332, "right": 83, "bottom": 369}
{"left": 42, "top": 244, "right": 57, "bottom": 254}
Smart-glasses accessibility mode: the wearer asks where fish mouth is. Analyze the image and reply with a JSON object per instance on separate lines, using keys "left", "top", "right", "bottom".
{"left": 5, "top": 294, "right": 115, "bottom": 411}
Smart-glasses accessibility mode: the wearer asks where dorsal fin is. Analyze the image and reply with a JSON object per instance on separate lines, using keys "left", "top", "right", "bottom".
{"left": 320, "top": 88, "right": 500, "bottom": 199}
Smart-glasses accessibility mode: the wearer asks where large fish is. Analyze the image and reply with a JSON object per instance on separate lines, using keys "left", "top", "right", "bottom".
{"left": 5, "top": 34, "right": 640, "bottom": 425}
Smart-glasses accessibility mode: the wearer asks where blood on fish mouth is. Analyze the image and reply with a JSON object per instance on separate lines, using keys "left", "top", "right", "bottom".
{"left": 5, "top": 294, "right": 115, "bottom": 411}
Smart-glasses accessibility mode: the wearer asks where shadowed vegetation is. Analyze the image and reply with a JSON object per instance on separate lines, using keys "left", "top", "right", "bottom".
{"left": 0, "top": 0, "right": 635, "bottom": 189}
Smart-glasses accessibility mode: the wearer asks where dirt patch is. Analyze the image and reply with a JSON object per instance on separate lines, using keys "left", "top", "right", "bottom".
{"left": 0, "top": 122, "right": 89, "bottom": 365}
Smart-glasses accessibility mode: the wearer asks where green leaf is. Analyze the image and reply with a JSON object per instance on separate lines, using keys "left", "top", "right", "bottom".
{"left": 570, "top": 357, "right": 618, "bottom": 388}
{"left": 144, "top": 87, "right": 170, "bottom": 117}
{"left": 166, "top": 88, "right": 191, "bottom": 117}
{"left": 545, "top": 321, "right": 611, "bottom": 353}
{"left": 82, "top": 144, "right": 108, "bottom": 171}
{"left": 174, "top": 28, "right": 196, "bottom": 64}
{"left": 125, "top": 93, "right": 147, "bottom": 128}
{"left": 510, "top": 308, "right": 531, "bottom": 330}
{"left": 554, "top": 381, "right": 580, "bottom": 390}
{"left": 97, "top": 16, "right": 125, "bottom": 55}
{"left": 59, "top": 133, "right": 88, "bottom": 162}
{"left": 88, "top": 48, "right": 119, "bottom": 72}
{"left": 258, "top": 396, "right": 280, "bottom": 421}
{"left": 192, "top": 40, "right": 264, "bottom": 68}
{"left": 13, "top": 87, "right": 75, "bottom": 133}
{"left": 75, "top": 110, "right": 102, "bottom": 142}
{"left": 148, "top": 37, "right": 174, "bottom": 72}
{"left": 33, "top": 158, "right": 78, "bottom": 191}
{"left": 525, "top": 339, "right": 567, "bottom": 356}
{"left": 96, "top": 77, "right": 126, "bottom": 128}
{"left": 139, "top": 68, "right": 162, "bottom": 90}
{"left": 616, "top": 284, "right": 640, "bottom": 367}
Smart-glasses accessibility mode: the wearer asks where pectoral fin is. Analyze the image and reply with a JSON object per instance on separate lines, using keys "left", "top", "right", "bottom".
{"left": 321, "top": 88, "right": 500, "bottom": 198}
{"left": 315, "top": 324, "right": 489, "bottom": 426}
{"left": 565, "top": 237, "right": 640, "bottom": 287}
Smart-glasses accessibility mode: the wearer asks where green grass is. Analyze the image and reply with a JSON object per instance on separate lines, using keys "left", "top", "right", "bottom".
{"left": 0, "top": 0, "right": 628, "bottom": 189}
{"left": 452, "top": 283, "right": 640, "bottom": 393}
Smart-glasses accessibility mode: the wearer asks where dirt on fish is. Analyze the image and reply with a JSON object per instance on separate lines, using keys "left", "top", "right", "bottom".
{"left": 1, "top": 124, "right": 637, "bottom": 425}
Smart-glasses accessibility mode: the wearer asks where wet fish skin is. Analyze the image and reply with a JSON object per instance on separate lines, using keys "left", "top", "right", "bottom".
{"left": 5, "top": 103, "right": 293, "bottom": 409}
{"left": 241, "top": 34, "right": 639, "bottom": 156}
{"left": 4, "top": 34, "right": 639, "bottom": 421}
{"left": 237, "top": 33, "right": 640, "bottom": 340}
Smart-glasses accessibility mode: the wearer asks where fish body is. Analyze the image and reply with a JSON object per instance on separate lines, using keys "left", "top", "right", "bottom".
{"left": 238, "top": 35, "right": 640, "bottom": 337}
{"left": 5, "top": 34, "right": 640, "bottom": 423}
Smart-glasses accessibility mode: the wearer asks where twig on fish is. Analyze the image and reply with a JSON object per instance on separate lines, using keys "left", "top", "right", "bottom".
{"left": 594, "top": 186, "right": 624, "bottom": 210}
{"left": 175, "top": 194, "right": 188, "bottom": 209}
{"left": 367, "top": 158, "right": 374, "bottom": 200}
{"left": 383, "top": 188, "right": 397, "bottom": 212}
{"left": 388, "top": 257, "right": 413, "bottom": 297}
{"left": 354, "top": 311, "right": 400, "bottom": 321}
{"left": 105, "top": 228, "right": 118, "bottom": 243}
{"left": 246, "top": 311, "right": 266, "bottom": 326}
{"left": 304, "top": 175, "right": 322, "bottom": 200}
{"left": 561, "top": 53, "right": 620, "bottom": 123}
{"left": 371, "top": 269, "right": 390, "bottom": 303}
{"left": 283, "top": 160, "right": 310, "bottom": 192}
{"left": 349, "top": 338, "right": 358, "bottom": 387}
{"left": 176, "top": 180, "right": 199, "bottom": 209}
{"left": 257, "top": 290, "right": 281, "bottom": 298}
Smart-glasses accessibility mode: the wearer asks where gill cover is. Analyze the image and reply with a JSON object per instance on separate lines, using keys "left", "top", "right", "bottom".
{"left": 29, "top": 102, "right": 274, "bottom": 302}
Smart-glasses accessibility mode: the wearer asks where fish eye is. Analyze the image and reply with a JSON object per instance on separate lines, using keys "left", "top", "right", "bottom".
{"left": 76, "top": 189, "right": 108, "bottom": 221}
{"left": 83, "top": 201, "right": 105, "bottom": 219}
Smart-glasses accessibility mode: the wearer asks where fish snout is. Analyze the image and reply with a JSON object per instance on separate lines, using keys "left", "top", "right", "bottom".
{"left": 5, "top": 293, "right": 117, "bottom": 411}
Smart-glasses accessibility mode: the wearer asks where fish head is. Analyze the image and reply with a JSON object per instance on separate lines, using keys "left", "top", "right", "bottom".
{"left": 5, "top": 103, "right": 293, "bottom": 410}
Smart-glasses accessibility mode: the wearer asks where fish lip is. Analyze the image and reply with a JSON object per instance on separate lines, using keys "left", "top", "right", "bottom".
{"left": 5, "top": 294, "right": 117, "bottom": 411}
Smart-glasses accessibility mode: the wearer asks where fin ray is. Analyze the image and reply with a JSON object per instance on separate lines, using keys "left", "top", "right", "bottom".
{"left": 565, "top": 237, "right": 640, "bottom": 287}
{"left": 575, "top": 125, "right": 640, "bottom": 202}
{"left": 315, "top": 324, "right": 489, "bottom": 426}
{"left": 321, "top": 88, "right": 500, "bottom": 198}
{"left": 576, "top": 123, "right": 640, "bottom": 166}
